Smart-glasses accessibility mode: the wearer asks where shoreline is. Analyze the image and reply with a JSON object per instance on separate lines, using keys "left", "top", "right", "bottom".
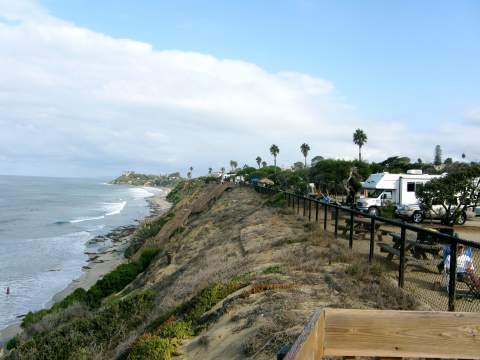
{"left": 0, "top": 188, "right": 171, "bottom": 347}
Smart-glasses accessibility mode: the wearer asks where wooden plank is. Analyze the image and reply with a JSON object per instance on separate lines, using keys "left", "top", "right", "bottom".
{"left": 284, "top": 309, "right": 323, "bottom": 360}
{"left": 323, "top": 308, "right": 480, "bottom": 359}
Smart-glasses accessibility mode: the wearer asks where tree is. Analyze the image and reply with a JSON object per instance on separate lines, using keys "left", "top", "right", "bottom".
{"left": 300, "top": 143, "right": 311, "bottom": 167}
{"left": 256, "top": 156, "right": 262, "bottom": 169}
{"left": 187, "top": 171, "right": 192, "bottom": 179}
{"left": 261, "top": 161, "right": 267, "bottom": 168}
{"left": 444, "top": 157, "right": 453, "bottom": 165}
{"left": 417, "top": 158, "right": 423, "bottom": 164}
{"left": 292, "top": 161, "right": 304, "bottom": 170}
{"left": 416, "top": 166, "right": 480, "bottom": 225}
{"left": 270, "top": 144, "right": 280, "bottom": 167}
{"left": 462, "top": 153, "right": 466, "bottom": 160}
{"left": 434, "top": 145, "right": 442, "bottom": 165}
{"left": 353, "top": 129, "right": 367, "bottom": 162}
{"left": 220, "top": 167, "right": 225, "bottom": 174}
{"left": 230, "top": 160, "right": 238, "bottom": 172}
{"left": 208, "top": 167, "right": 212, "bottom": 175}
{"left": 311, "top": 155, "right": 324, "bottom": 167}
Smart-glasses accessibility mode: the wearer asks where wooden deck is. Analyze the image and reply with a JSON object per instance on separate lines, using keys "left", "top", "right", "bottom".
{"left": 284, "top": 308, "right": 480, "bottom": 359}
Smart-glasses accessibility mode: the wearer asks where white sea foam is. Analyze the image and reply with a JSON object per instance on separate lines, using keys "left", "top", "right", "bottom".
{"left": 129, "top": 187, "right": 155, "bottom": 199}
{"left": 69, "top": 215, "right": 105, "bottom": 223}
{"left": 104, "top": 201, "right": 127, "bottom": 216}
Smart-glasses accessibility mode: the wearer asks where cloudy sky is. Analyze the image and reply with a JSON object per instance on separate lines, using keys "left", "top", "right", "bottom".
{"left": 0, "top": 0, "right": 479, "bottom": 177}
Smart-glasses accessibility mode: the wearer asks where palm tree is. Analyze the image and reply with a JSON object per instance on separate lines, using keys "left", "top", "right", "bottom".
{"left": 300, "top": 143, "right": 310, "bottom": 167}
{"left": 353, "top": 129, "right": 367, "bottom": 162}
{"left": 208, "top": 167, "right": 212, "bottom": 175}
{"left": 256, "top": 156, "right": 262, "bottom": 169}
{"left": 270, "top": 144, "right": 280, "bottom": 168}
{"left": 230, "top": 160, "right": 238, "bottom": 172}
{"left": 261, "top": 161, "right": 267, "bottom": 168}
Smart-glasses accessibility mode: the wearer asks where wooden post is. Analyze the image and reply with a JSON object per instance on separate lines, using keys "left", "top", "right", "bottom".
{"left": 398, "top": 225, "right": 406, "bottom": 288}
{"left": 369, "top": 218, "right": 375, "bottom": 263}
{"left": 297, "top": 196, "right": 300, "bottom": 214}
{"left": 308, "top": 199, "right": 311, "bottom": 221}
{"left": 323, "top": 204, "right": 327, "bottom": 230}
{"left": 303, "top": 197, "right": 306, "bottom": 217}
{"left": 448, "top": 243, "right": 457, "bottom": 311}
{"left": 315, "top": 201, "right": 319, "bottom": 222}
{"left": 349, "top": 212, "right": 354, "bottom": 249}
{"left": 334, "top": 207, "right": 339, "bottom": 238}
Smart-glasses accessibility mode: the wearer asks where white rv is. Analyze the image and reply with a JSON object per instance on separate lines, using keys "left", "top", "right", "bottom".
{"left": 356, "top": 170, "right": 442, "bottom": 217}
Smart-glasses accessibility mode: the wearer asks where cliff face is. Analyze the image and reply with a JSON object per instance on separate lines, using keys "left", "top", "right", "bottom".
{"left": 7, "top": 182, "right": 419, "bottom": 360}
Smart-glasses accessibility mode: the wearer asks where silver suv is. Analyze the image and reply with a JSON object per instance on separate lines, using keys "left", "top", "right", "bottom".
{"left": 396, "top": 203, "right": 476, "bottom": 224}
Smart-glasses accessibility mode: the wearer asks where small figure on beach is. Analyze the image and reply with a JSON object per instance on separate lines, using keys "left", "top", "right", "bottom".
{"left": 6, "top": 287, "right": 10, "bottom": 295}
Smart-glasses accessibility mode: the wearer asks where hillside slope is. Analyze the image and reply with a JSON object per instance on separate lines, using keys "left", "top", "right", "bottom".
{"left": 6, "top": 183, "right": 419, "bottom": 359}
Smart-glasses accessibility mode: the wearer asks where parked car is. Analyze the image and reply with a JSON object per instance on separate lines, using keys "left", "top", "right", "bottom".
{"left": 396, "top": 203, "right": 476, "bottom": 225}
{"left": 476, "top": 206, "right": 480, "bottom": 216}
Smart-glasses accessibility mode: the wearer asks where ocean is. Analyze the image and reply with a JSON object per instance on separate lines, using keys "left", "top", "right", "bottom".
{"left": 0, "top": 175, "right": 162, "bottom": 330}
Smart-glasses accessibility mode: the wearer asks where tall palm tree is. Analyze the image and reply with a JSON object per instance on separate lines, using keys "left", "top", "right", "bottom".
{"left": 300, "top": 143, "right": 311, "bottom": 167}
{"left": 256, "top": 156, "right": 262, "bottom": 169}
{"left": 208, "top": 167, "right": 212, "bottom": 175}
{"left": 261, "top": 161, "right": 267, "bottom": 168}
{"left": 353, "top": 129, "right": 367, "bottom": 162}
{"left": 230, "top": 160, "right": 238, "bottom": 172}
{"left": 270, "top": 144, "right": 280, "bottom": 168}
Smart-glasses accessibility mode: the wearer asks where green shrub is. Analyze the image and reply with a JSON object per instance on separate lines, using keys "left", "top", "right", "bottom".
{"left": 6, "top": 335, "right": 20, "bottom": 350}
{"left": 147, "top": 275, "right": 250, "bottom": 334}
{"left": 157, "top": 320, "right": 192, "bottom": 339}
{"left": 262, "top": 265, "right": 282, "bottom": 274}
{"left": 128, "top": 335, "right": 176, "bottom": 360}
{"left": 11, "top": 291, "right": 156, "bottom": 360}
{"left": 125, "top": 214, "right": 174, "bottom": 257}
{"left": 265, "top": 192, "right": 286, "bottom": 208}
{"left": 22, "top": 249, "right": 160, "bottom": 328}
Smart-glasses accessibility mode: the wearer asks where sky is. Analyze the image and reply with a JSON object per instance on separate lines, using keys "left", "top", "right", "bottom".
{"left": 0, "top": 0, "right": 479, "bottom": 177}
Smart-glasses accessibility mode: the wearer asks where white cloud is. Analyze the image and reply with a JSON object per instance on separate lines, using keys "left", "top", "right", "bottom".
{"left": 0, "top": 0, "right": 479, "bottom": 176}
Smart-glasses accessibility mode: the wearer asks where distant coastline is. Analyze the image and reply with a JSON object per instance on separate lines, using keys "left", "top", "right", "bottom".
{"left": 0, "top": 184, "right": 171, "bottom": 347}
{"left": 111, "top": 171, "right": 182, "bottom": 187}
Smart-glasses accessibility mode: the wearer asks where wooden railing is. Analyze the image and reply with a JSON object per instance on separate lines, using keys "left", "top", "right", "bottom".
{"left": 284, "top": 308, "right": 480, "bottom": 359}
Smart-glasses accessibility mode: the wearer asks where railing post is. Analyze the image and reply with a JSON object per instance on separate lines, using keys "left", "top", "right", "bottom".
{"left": 303, "top": 197, "right": 306, "bottom": 217}
{"left": 334, "top": 207, "right": 339, "bottom": 238}
{"left": 297, "top": 196, "right": 300, "bottom": 214}
{"left": 398, "top": 225, "right": 406, "bottom": 288}
{"left": 448, "top": 242, "right": 457, "bottom": 311}
{"left": 315, "top": 201, "right": 319, "bottom": 222}
{"left": 349, "top": 211, "right": 354, "bottom": 248}
{"left": 323, "top": 204, "right": 328, "bottom": 230}
{"left": 308, "top": 199, "right": 311, "bottom": 221}
{"left": 369, "top": 217, "right": 375, "bottom": 263}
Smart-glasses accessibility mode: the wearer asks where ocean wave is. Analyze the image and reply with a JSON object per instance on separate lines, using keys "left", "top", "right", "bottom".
{"left": 104, "top": 201, "right": 127, "bottom": 216}
{"left": 129, "top": 187, "right": 155, "bottom": 199}
{"left": 69, "top": 215, "right": 105, "bottom": 223}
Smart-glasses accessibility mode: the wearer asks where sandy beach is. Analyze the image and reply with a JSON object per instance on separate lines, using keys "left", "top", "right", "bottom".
{"left": 0, "top": 189, "right": 171, "bottom": 347}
